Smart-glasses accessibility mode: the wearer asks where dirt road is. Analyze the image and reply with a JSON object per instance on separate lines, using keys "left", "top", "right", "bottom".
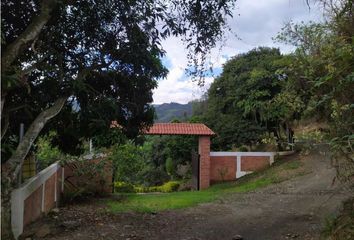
{"left": 24, "top": 151, "right": 352, "bottom": 240}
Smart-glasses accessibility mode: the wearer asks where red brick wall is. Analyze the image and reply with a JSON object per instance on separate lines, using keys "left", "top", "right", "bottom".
{"left": 23, "top": 185, "right": 43, "bottom": 227}
{"left": 56, "top": 168, "right": 62, "bottom": 204}
{"left": 44, "top": 174, "right": 56, "bottom": 213}
{"left": 64, "top": 158, "right": 113, "bottom": 194}
{"left": 199, "top": 136, "right": 211, "bottom": 189}
{"left": 210, "top": 156, "right": 236, "bottom": 183}
{"left": 241, "top": 156, "right": 270, "bottom": 171}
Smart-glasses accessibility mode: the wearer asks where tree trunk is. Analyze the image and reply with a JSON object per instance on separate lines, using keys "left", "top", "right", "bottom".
{"left": 273, "top": 128, "right": 283, "bottom": 151}
{"left": 1, "top": 97, "right": 66, "bottom": 239}
{"left": 3, "top": 97, "right": 67, "bottom": 182}
{"left": 1, "top": 181, "right": 14, "bottom": 240}
{"left": 1, "top": 94, "right": 5, "bottom": 117}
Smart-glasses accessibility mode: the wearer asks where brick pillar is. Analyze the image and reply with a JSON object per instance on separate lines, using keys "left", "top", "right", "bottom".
{"left": 198, "top": 136, "right": 210, "bottom": 189}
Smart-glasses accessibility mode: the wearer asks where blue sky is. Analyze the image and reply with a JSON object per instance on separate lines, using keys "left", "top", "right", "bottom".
{"left": 153, "top": 0, "right": 322, "bottom": 104}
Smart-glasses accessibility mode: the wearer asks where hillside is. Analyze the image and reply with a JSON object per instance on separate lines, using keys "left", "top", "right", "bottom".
{"left": 153, "top": 102, "right": 193, "bottom": 123}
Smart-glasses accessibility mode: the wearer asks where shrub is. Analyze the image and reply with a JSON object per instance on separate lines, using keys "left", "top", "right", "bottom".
{"left": 36, "top": 131, "right": 63, "bottom": 170}
{"left": 110, "top": 141, "right": 148, "bottom": 184}
{"left": 141, "top": 167, "right": 170, "bottom": 186}
{"left": 160, "top": 181, "right": 180, "bottom": 192}
{"left": 113, "top": 181, "right": 181, "bottom": 193}
{"left": 165, "top": 157, "right": 174, "bottom": 178}
{"left": 238, "top": 145, "right": 249, "bottom": 152}
{"left": 114, "top": 181, "right": 135, "bottom": 193}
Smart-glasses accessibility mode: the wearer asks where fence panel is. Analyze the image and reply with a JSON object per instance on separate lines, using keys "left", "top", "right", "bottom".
{"left": 11, "top": 162, "right": 63, "bottom": 239}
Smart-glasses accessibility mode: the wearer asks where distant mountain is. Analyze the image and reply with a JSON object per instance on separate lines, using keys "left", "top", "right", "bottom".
{"left": 153, "top": 102, "right": 193, "bottom": 123}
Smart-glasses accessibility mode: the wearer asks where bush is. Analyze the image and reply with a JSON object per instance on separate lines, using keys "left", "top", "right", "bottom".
{"left": 238, "top": 145, "right": 249, "bottom": 152}
{"left": 160, "top": 181, "right": 180, "bottom": 192}
{"left": 110, "top": 141, "right": 148, "bottom": 184}
{"left": 36, "top": 131, "right": 63, "bottom": 170}
{"left": 165, "top": 157, "right": 174, "bottom": 177}
{"left": 114, "top": 181, "right": 135, "bottom": 193}
{"left": 113, "top": 181, "right": 181, "bottom": 193}
{"left": 141, "top": 167, "right": 170, "bottom": 186}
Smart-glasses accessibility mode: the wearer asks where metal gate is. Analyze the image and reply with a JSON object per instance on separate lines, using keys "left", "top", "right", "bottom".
{"left": 191, "top": 150, "right": 200, "bottom": 190}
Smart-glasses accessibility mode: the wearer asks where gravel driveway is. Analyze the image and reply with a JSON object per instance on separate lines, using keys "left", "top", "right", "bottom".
{"left": 22, "top": 151, "right": 353, "bottom": 240}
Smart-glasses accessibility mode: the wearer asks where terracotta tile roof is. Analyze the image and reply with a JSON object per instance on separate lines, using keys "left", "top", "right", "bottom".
{"left": 144, "top": 123, "right": 215, "bottom": 136}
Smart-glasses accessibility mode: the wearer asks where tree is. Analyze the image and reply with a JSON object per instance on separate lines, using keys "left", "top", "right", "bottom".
{"left": 1, "top": 0, "right": 236, "bottom": 238}
{"left": 204, "top": 47, "right": 300, "bottom": 150}
{"left": 275, "top": 0, "right": 353, "bottom": 181}
{"left": 110, "top": 141, "right": 147, "bottom": 184}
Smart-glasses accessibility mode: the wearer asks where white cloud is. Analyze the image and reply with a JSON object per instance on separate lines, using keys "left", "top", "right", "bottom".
{"left": 153, "top": 0, "right": 323, "bottom": 104}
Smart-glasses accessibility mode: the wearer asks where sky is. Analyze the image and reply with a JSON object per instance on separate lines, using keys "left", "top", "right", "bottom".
{"left": 152, "top": 0, "right": 323, "bottom": 104}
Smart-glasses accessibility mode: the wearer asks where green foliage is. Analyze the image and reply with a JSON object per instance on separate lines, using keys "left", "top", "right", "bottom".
{"left": 141, "top": 167, "right": 170, "bottom": 186}
{"left": 36, "top": 132, "right": 63, "bottom": 170}
{"left": 107, "top": 155, "right": 306, "bottom": 213}
{"left": 2, "top": 0, "right": 236, "bottom": 163}
{"left": 275, "top": 1, "right": 354, "bottom": 181}
{"left": 202, "top": 47, "right": 299, "bottom": 150}
{"left": 93, "top": 128, "right": 127, "bottom": 149}
{"left": 165, "top": 157, "right": 175, "bottom": 177}
{"left": 114, "top": 181, "right": 180, "bottom": 193}
{"left": 110, "top": 141, "right": 148, "bottom": 184}
{"left": 114, "top": 181, "right": 135, "bottom": 193}
{"left": 237, "top": 145, "right": 249, "bottom": 152}
{"left": 147, "top": 135, "right": 198, "bottom": 179}
{"left": 295, "top": 130, "right": 328, "bottom": 143}
{"left": 160, "top": 181, "right": 180, "bottom": 192}
{"left": 321, "top": 198, "right": 354, "bottom": 240}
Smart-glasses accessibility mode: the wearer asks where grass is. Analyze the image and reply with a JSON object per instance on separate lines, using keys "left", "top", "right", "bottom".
{"left": 106, "top": 157, "right": 306, "bottom": 213}
{"left": 321, "top": 198, "right": 354, "bottom": 240}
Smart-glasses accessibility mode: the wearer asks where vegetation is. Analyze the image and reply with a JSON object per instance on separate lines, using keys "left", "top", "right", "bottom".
{"left": 193, "top": 48, "right": 302, "bottom": 151}
{"left": 35, "top": 131, "right": 63, "bottom": 170}
{"left": 322, "top": 198, "right": 354, "bottom": 240}
{"left": 1, "top": 1, "right": 236, "bottom": 237}
{"left": 1, "top": 0, "right": 352, "bottom": 238}
{"left": 114, "top": 181, "right": 181, "bottom": 193}
{"left": 109, "top": 134, "right": 196, "bottom": 188}
{"left": 107, "top": 156, "right": 305, "bottom": 213}
{"left": 190, "top": 0, "right": 353, "bottom": 181}
{"left": 274, "top": 0, "right": 353, "bottom": 182}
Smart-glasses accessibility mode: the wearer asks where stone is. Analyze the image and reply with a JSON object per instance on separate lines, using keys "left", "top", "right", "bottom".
{"left": 232, "top": 235, "right": 243, "bottom": 240}
{"left": 61, "top": 220, "right": 80, "bottom": 230}
{"left": 51, "top": 208, "right": 60, "bottom": 213}
{"left": 35, "top": 224, "right": 51, "bottom": 238}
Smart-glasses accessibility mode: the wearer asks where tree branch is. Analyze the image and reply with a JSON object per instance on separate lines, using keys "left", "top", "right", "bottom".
{"left": 3, "top": 97, "right": 67, "bottom": 183}
{"left": 1, "top": 0, "right": 58, "bottom": 71}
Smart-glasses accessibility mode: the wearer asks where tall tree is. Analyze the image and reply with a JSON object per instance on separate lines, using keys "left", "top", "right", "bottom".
{"left": 1, "top": 0, "right": 236, "bottom": 238}
{"left": 204, "top": 47, "right": 302, "bottom": 150}
{"left": 275, "top": 0, "right": 354, "bottom": 181}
